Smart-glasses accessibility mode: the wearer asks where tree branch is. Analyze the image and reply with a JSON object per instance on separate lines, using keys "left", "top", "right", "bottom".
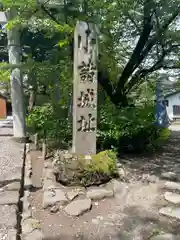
{"left": 126, "top": 12, "right": 141, "bottom": 33}
{"left": 116, "top": 0, "right": 154, "bottom": 91}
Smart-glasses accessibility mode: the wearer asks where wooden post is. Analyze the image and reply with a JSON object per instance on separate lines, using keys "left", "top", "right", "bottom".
{"left": 34, "top": 133, "right": 38, "bottom": 150}
{"left": 42, "top": 141, "right": 47, "bottom": 160}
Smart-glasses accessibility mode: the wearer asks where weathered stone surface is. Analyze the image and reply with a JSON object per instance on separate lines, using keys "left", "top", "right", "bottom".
{"left": 164, "top": 181, "right": 180, "bottom": 191}
{"left": 4, "top": 172, "right": 21, "bottom": 182}
{"left": 50, "top": 205, "right": 59, "bottom": 213}
{"left": 159, "top": 207, "right": 180, "bottom": 220}
{"left": 43, "top": 189, "right": 67, "bottom": 209}
{"left": 110, "top": 180, "right": 128, "bottom": 199}
{"left": 22, "top": 210, "right": 32, "bottom": 221}
{"left": 86, "top": 187, "right": 113, "bottom": 200}
{"left": 0, "top": 205, "right": 17, "bottom": 228}
{"left": 66, "top": 189, "right": 81, "bottom": 201}
{"left": 118, "top": 168, "right": 126, "bottom": 178}
{"left": 142, "top": 174, "right": 159, "bottom": 183}
{"left": 45, "top": 168, "right": 54, "bottom": 180}
{"left": 4, "top": 181, "right": 21, "bottom": 191}
{"left": 72, "top": 21, "right": 98, "bottom": 155}
{"left": 23, "top": 229, "right": 44, "bottom": 240}
{"left": 22, "top": 218, "right": 40, "bottom": 235}
{"left": 24, "top": 177, "right": 32, "bottom": 189}
{"left": 64, "top": 199, "right": 92, "bottom": 216}
{"left": 6, "top": 228, "right": 17, "bottom": 240}
{"left": 151, "top": 233, "right": 179, "bottom": 240}
{"left": 0, "top": 191, "right": 19, "bottom": 205}
{"left": 43, "top": 178, "right": 56, "bottom": 190}
{"left": 44, "top": 161, "right": 52, "bottom": 169}
{"left": 164, "top": 192, "right": 180, "bottom": 204}
{"left": 161, "top": 172, "right": 178, "bottom": 181}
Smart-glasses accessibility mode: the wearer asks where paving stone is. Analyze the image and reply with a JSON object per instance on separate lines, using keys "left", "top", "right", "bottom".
{"left": 110, "top": 180, "right": 128, "bottom": 199}
{"left": 23, "top": 229, "right": 44, "bottom": 240}
{"left": 0, "top": 228, "right": 17, "bottom": 240}
{"left": 22, "top": 218, "right": 40, "bottom": 235}
{"left": 0, "top": 205, "right": 17, "bottom": 229}
{"left": 0, "top": 191, "right": 19, "bottom": 205}
{"left": 43, "top": 178, "right": 57, "bottom": 190}
{"left": 164, "top": 182, "right": 180, "bottom": 192}
{"left": 164, "top": 192, "right": 180, "bottom": 204}
{"left": 161, "top": 172, "right": 178, "bottom": 181}
{"left": 22, "top": 210, "right": 32, "bottom": 221}
{"left": 43, "top": 189, "right": 68, "bottom": 209}
{"left": 159, "top": 207, "right": 180, "bottom": 220}
{"left": 66, "top": 189, "right": 83, "bottom": 201}
{"left": 86, "top": 187, "right": 114, "bottom": 200}
{"left": 151, "top": 233, "right": 180, "bottom": 240}
{"left": 4, "top": 181, "right": 21, "bottom": 191}
{"left": 7, "top": 228, "right": 17, "bottom": 240}
{"left": 64, "top": 199, "right": 92, "bottom": 216}
{"left": 142, "top": 174, "right": 159, "bottom": 183}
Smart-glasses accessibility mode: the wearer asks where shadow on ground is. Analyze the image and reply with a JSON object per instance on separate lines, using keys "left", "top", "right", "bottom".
{"left": 119, "top": 130, "right": 180, "bottom": 179}
{"left": 43, "top": 205, "right": 179, "bottom": 239}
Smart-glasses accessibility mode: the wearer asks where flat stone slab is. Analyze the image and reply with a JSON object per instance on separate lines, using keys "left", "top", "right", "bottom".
{"left": 151, "top": 234, "right": 180, "bottom": 240}
{"left": 164, "top": 182, "right": 180, "bottom": 192}
{"left": 0, "top": 191, "right": 19, "bottom": 205}
{"left": 23, "top": 229, "right": 44, "bottom": 240}
{"left": 43, "top": 189, "right": 68, "bottom": 208}
{"left": 164, "top": 192, "right": 180, "bottom": 204}
{"left": 67, "top": 189, "right": 81, "bottom": 201}
{"left": 4, "top": 181, "right": 21, "bottom": 191}
{"left": 159, "top": 207, "right": 180, "bottom": 220}
{"left": 0, "top": 205, "right": 17, "bottom": 229}
{"left": 0, "top": 228, "right": 17, "bottom": 240}
{"left": 22, "top": 218, "right": 40, "bottom": 235}
{"left": 86, "top": 188, "right": 114, "bottom": 200}
{"left": 64, "top": 199, "right": 92, "bottom": 216}
{"left": 110, "top": 180, "right": 128, "bottom": 199}
{"left": 161, "top": 172, "right": 179, "bottom": 181}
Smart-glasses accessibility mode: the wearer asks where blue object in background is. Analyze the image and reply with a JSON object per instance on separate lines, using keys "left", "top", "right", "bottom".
{"left": 155, "top": 79, "right": 170, "bottom": 128}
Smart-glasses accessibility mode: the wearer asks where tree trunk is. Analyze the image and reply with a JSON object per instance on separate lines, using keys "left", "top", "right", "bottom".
{"left": 7, "top": 9, "right": 26, "bottom": 139}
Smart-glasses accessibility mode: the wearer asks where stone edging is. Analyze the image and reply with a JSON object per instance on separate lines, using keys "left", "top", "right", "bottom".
{"left": 20, "top": 144, "right": 44, "bottom": 240}
{"left": 42, "top": 158, "right": 129, "bottom": 217}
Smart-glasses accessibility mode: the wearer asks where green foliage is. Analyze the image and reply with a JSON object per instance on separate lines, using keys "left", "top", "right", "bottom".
{"left": 54, "top": 150, "right": 118, "bottom": 187}
{"left": 26, "top": 103, "right": 71, "bottom": 148}
{"left": 97, "top": 100, "right": 170, "bottom": 153}
{"left": 80, "top": 150, "right": 118, "bottom": 186}
{"left": 83, "top": 150, "right": 117, "bottom": 175}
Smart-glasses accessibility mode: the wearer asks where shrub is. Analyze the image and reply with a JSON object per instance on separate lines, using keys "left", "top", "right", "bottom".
{"left": 97, "top": 100, "right": 170, "bottom": 153}
{"left": 26, "top": 103, "right": 71, "bottom": 148}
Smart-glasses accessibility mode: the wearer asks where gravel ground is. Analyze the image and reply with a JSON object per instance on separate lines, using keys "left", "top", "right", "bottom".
{"left": 29, "top": 128, "right": 180, "bottom": 239}
{"left": 0, "top": 122, "right": 23, "bottom": 182}
{"left": 0, "top": 120, "right": 24, "bottom": 236}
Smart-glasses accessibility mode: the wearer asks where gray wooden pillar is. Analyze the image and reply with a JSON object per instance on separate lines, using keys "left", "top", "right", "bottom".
{"left": 72, "top": 21, "right": 98, "bottom": 155}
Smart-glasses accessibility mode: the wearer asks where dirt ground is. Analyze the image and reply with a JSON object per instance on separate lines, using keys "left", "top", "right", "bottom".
{"left": 29, "top": 130, "right": 180, "bottom": 240}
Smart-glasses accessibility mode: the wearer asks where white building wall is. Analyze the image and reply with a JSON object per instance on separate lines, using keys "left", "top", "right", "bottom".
{"left": 165, "top": 93, "right": 180, "bottom": 120}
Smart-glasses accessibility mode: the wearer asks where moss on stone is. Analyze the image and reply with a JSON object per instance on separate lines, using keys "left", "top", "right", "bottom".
{"left": 53, "top": 150, "right": 118, "bottom": 187}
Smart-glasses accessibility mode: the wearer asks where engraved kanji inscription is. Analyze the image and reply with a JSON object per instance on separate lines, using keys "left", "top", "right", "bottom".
{"left": 77, "top": 113, "right": 96, "bottom": 132}
{"left": 84, "top": 28, "right": 91, "bottom": 52}
{"left": 78, "top": 58, "right": 96, "bottom": 83}
{"left": 77, "top": 88, "right": 96, "bottom": 108}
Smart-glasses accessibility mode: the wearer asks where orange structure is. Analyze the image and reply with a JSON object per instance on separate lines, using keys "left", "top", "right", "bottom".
{"left": 0, "top": 94, "right": 7, "bottom": 119}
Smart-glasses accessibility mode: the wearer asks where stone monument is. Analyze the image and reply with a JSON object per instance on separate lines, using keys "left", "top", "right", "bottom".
{"left": 72, "top": 21, "right": 98, "bottom": 155}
